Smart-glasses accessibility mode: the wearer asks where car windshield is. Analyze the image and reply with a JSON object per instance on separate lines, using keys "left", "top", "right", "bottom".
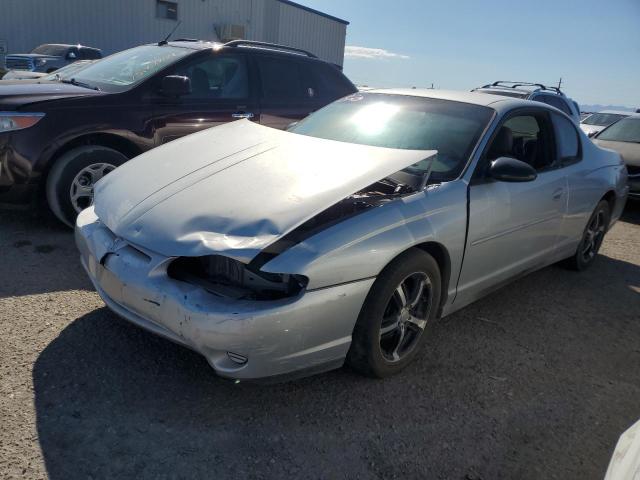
{"left": 289, "top": 93, "right": 494, "bottom": 179}
{"left": 597, "top": 117, "right": 640, "bottom": 143}
{"left": 582, "top": 113, "right": 628, "bottom": 126}
{"left": 31, "top": 44, "right": 70, "bottom": 56}
{"left": 69, "top": 45, "right": 192, "bottom": 92}
{"left": 42, "top": 60, "right": 94, "bottom": 81}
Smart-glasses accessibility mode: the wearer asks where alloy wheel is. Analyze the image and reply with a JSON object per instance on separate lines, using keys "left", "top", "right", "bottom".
{"left": 69, "top": 162, "right": 116, "bottom": 213}
{"left": 581, "top": 209, "right": 606, "bottom": 262}
{"left": 379, "top": 272, "right": 433, "bottom": 363}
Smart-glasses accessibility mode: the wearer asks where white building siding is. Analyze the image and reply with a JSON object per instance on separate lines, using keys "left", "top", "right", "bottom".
{"left": 0, "top": 0, "right": 347, "bottom": 67}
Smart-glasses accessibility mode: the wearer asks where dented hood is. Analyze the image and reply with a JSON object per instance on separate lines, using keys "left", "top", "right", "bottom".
{"left": 94, "top": 120, "right": 435, "bottom": 261}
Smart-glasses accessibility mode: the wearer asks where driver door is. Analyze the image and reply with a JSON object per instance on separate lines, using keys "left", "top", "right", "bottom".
{"left": 455, "top": 109, "right": 567, "bottom": 306}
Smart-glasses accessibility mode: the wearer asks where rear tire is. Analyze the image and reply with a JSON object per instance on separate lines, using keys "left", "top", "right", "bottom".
{"left": 347, "top": 248, "right": 441, "bottom": 378}
{"left": 562, "top": 200, "right": 610, "bottom": 271}
{"left": 45, "top": 145, "right": 127, "bottom": 228}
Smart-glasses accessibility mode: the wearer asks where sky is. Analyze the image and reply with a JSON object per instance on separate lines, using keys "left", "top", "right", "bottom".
{"left": 302, "top": 0, "right": 640, "bottom": 108}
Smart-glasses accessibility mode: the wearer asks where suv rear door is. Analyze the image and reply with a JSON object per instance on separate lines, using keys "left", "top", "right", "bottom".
{"left": 150, "top": 51, "right": 258, "bottom": 144}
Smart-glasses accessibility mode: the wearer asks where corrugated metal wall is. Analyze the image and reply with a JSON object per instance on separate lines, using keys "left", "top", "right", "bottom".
{"left": 0, "top": 0, "right": 346, "bottom": 67}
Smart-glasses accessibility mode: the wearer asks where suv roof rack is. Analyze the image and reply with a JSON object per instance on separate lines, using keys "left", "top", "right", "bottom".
{"left": 172, "top": 38, "right": 201, "bottom": 42}
{"left": 479, "top": 80, "right": 566, "bottom": 96}
{"left": 224, "top": 39, "right": 317, "bottom": 59}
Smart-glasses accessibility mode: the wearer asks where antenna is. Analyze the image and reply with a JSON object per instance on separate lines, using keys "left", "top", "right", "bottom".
{"left": 557, "top": 77, "right": 563, "bottom": 90}
{"left": 158, "top": 20, "right": 182, "bottom": 46}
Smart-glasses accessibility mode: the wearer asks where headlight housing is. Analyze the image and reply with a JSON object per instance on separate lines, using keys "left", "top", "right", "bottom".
{"left": 35, "top": 58, "right": 47, "bottom": 66}
{"left": 167, "top": 255, "right": 308, "bottom": 301}
{"left": 0, "top": 113, "right": 45, "bottom": 133}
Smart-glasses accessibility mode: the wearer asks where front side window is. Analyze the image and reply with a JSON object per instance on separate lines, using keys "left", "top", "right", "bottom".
{"left": 69, "top": 45, "right": 192, "bottom": 91}
{"left": 552, "top": 113, "right": 580, "bottom": 163}
{"left": 289, "top": 93, "right": 494, "bottom": 179}
{"left": 597, "top": 117, "right": 640, "bottom": 143}
{"left": 174, "top": 55, "right": 249, "bottom": 99}
{"left": 582, "top": 113, "right": 628, "bottom": 127}
{"left": 485, "top": 113, "right": 555, "bottom": 171}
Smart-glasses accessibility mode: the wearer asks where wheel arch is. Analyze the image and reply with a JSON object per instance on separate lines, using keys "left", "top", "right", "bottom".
{"left": 409, "top": 241, "right": 451, "bottom": 318}
{"left": 38, "top": 132, "right": 142, "bottom": 200}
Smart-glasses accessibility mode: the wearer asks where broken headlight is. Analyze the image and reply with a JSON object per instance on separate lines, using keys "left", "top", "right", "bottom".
{"left": 167, "top": 255, "right": 308, "bottom": 300}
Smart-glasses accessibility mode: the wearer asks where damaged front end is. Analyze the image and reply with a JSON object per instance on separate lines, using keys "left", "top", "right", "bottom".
{"left": 166, "top": 171, "right": 431, "bottom": 301}
{"left": 167, "top": 255, "right": 308, "bottom": 301}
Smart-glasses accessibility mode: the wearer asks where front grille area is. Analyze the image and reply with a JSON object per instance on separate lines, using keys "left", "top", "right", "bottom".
{"left": 5, "top": 56, "right": 35, "bottom": 71}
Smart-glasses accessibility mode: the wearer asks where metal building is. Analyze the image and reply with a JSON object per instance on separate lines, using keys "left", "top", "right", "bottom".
{"left": 0, "top": 0, "right": 348, "bottom": 68}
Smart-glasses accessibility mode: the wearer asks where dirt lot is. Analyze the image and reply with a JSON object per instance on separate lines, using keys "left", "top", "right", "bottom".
{"left": 0, "top": 203, "right": 638, "bottom": 480}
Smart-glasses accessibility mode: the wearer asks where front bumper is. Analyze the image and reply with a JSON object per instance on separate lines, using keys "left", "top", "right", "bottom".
{"left": 75, "top": 207, "right": 374, "bottom": 381}
{"left": 628, "top": 174, "right": 640, "bottom": 199}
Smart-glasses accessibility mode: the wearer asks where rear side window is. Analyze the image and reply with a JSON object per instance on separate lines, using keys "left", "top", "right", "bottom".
{"left": 535, "top": 94, "right": 573, "bottom": 116}
{"left": 552, "top": 113, "right": 580, "bottom": 163}
{"left": 78, "top": 48, "right": 101, "bottom": 60}
{"left": 302, "top": 61, "right": 355, "bottom": 102}
{"left": 257, "top": 56, "right": 308, "bottom": 101}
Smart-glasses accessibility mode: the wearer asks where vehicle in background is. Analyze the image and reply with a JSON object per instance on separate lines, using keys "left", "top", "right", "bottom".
{"left": 2, "top": 60, "right": 95, "bottom": 81}
{"left": 580, "top": 110, "right": 631, "bottom": 137}
{"left": 0, "top": 39, "right": 357, "bottom": 227}
{"left": 594, "top": 114, "right": 640, "bottom": 198}
{"left": 76, "top": 89, "right": 627, "bottom": 381}
{"left": 472, "top": 81, "right": 581, "bottom": 123}
{"left": 4, "top": 44, "right": 102, "bottom": 74}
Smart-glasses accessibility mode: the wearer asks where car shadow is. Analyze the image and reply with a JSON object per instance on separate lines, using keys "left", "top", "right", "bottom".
{"left": 0, "top": 210, "right": 91, "bottom": 298}
{"left": 33, "top": 254, "right": 640, "bottom": 479}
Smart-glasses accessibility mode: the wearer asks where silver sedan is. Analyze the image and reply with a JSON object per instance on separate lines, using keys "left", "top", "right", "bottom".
{"left": 75, "top": 89, "right": 628, "bottom": 381}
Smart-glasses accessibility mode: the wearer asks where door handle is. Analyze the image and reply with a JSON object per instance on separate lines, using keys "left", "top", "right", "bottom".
{"left": 552, "top": 188, "right": 564, "bottom": 200}
{"left": 232, "top": 112, "right": 254, "bottom": 119}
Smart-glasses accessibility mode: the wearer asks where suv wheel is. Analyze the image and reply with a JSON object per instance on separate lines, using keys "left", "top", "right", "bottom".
{"left": 46, "top": 145, "right": 127, "bottom": 227}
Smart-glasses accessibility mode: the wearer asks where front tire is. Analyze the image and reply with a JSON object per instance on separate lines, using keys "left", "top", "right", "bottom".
{"left": 45, "top": 145, "right": 127, "bottom": 228}
{"left": 563, "top": 200, "right": 610, "bottom": 271}
{"left": 347, "top": 248, "right": 441, "bottom": 378}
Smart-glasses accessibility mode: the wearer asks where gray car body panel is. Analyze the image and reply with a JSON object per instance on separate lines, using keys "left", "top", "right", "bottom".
{"left": 77, "top": 89, "right": 628, "bottom": 380}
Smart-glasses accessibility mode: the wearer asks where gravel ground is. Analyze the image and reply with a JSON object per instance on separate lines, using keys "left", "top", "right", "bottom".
{"left": 0, "top": 203, "right": 639, "bottom": 480}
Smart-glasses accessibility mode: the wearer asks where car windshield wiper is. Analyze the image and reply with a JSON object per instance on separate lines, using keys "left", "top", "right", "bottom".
{"left": 60, "top": 78, "right": 100, "bottom": 91}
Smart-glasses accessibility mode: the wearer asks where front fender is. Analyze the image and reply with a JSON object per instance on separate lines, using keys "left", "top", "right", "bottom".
{"left": 262, "top": 181, "right": 468, "bottom": 291}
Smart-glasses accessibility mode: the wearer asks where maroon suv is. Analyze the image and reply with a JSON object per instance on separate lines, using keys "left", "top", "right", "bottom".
{"left": 0, "top": 40, "right": 356, "bottom": 226}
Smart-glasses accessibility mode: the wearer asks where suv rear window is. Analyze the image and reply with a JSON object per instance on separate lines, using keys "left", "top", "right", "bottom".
{"left": 302, "top": 61, "right": 355, "bottom": 102}
{"left": 535, "top": 94, "right": 573, "bottom": 116}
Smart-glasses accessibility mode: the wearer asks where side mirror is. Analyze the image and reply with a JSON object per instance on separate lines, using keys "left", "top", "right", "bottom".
{"left": 161, "top": 75, "right": 191, "bottom": 97}
{"left": 67, "top": 51, "right": 77, "bottom": 60}
{"left": 489, "top": 157, "right": 537, "bottom": 182}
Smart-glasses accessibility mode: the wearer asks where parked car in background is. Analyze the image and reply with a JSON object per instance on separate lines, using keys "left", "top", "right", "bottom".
{"left": 2, "top": 60, "right": 95, "bottom": 81}
{"left": 4, "top": 44, "right": 102, "bottom": 73}
{"left": 472, "top": 81, "right": 581, "bottom": 123}
{"left": 594, "top": 114, "right": 640, "bottom": 198}
{"left": 0, "top": 39, "right": 357, "bottom": 227}
{"left": 76, "top": 89, "right": 627, "bottom": 381}
{"left": 580, "top": 110, "right": 631, "bottom": 137}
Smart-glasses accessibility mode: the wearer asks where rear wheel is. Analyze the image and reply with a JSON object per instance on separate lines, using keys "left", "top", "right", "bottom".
{"left": 563, "top": 200, "right": 610, "bottom": 270}
{"left": 347, "top": 248, "right": 441, "bottom": 378}
{"left": 46, "top": 145, "right": 127, "bottom": 228}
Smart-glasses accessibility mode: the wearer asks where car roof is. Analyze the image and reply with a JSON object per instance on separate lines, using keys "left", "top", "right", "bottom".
{"left": 366, "top": 88, "right": 533, "bottom": 111}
